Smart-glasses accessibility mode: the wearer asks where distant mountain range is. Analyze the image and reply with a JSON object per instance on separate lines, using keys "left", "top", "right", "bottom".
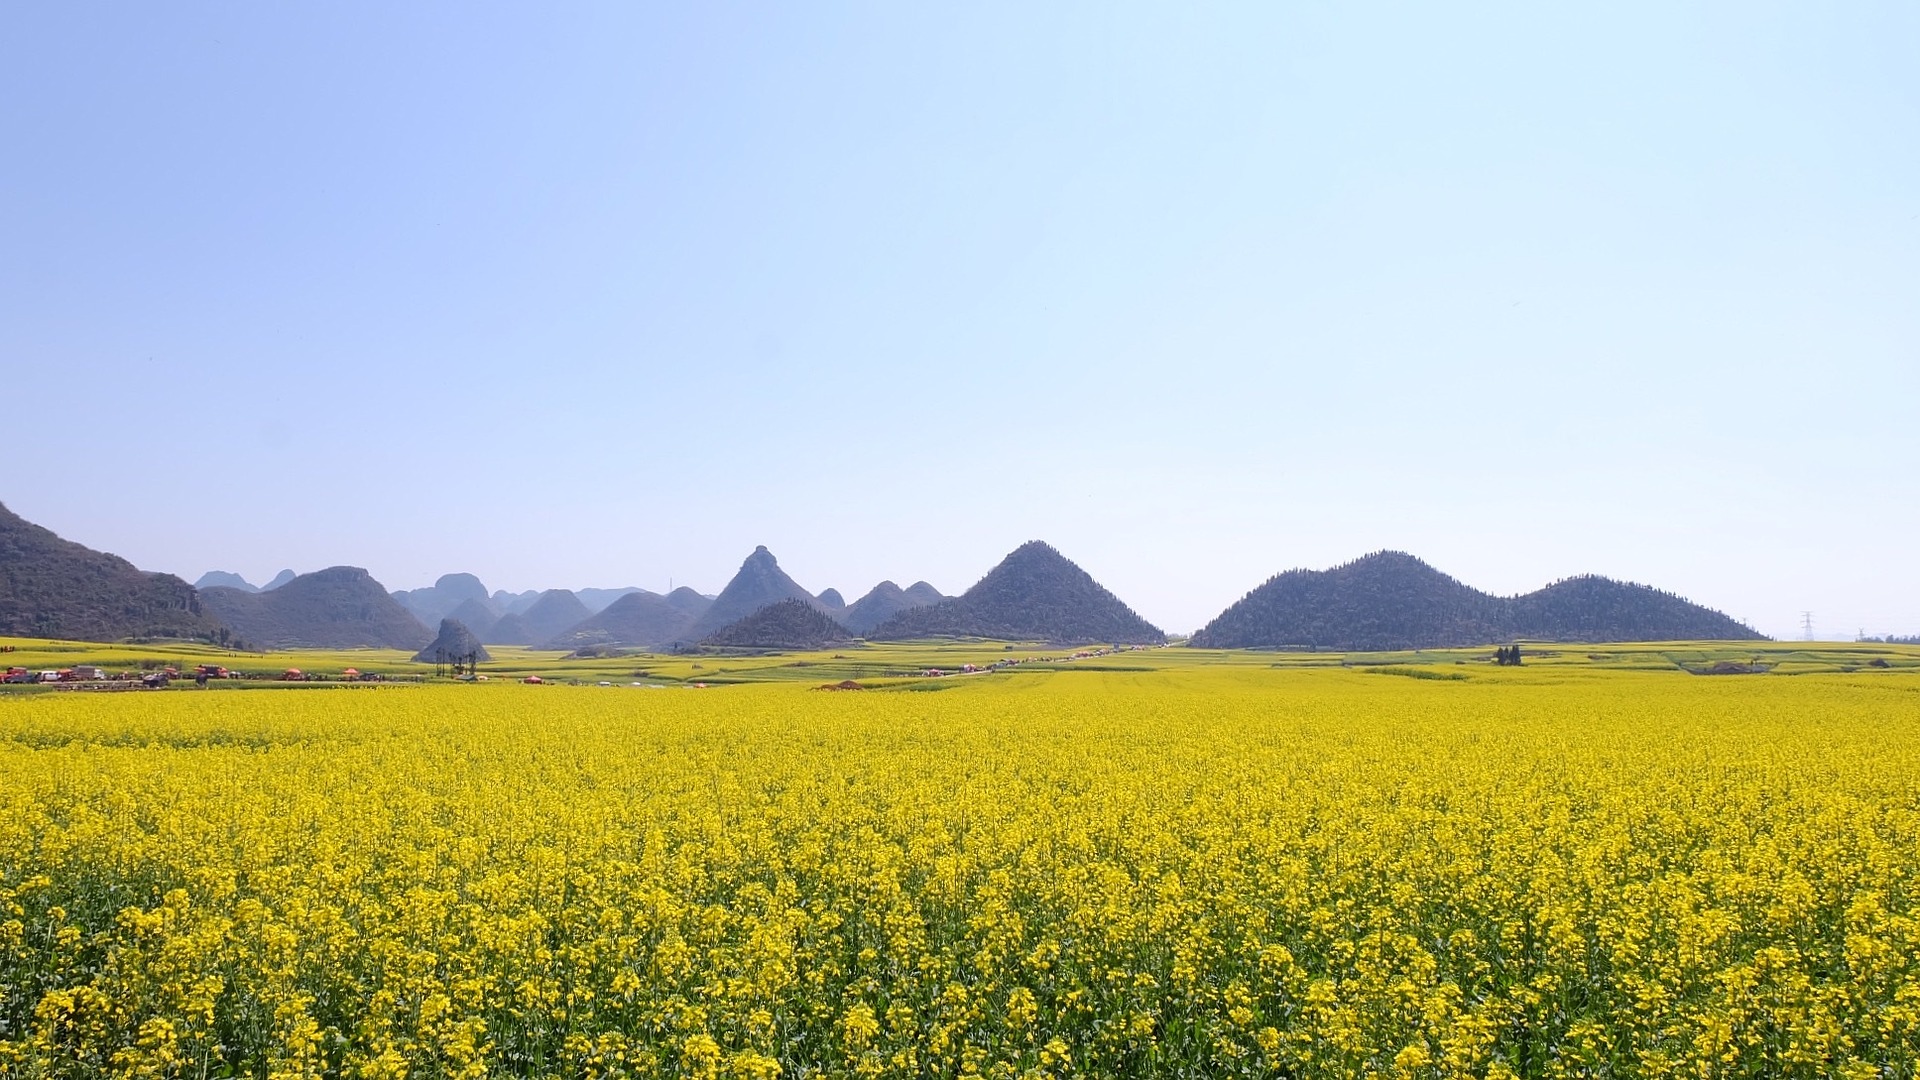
{"left": 1, "top": 502, "right": 225, "bottom": 643}
{"left": 3, "top": 503, "right": 1777, "bottom": 652}
{"left": 1189, "top": 551, "right": 1764, "bottom": 650}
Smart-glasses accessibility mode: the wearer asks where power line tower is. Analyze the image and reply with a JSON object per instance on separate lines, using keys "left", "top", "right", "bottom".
{"left": 1801, "top": 611, "right": 1815, "bottom": 641}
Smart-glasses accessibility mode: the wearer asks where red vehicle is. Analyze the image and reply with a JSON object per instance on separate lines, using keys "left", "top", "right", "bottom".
{"left": 195, "top": 665, "right": 231, "bottom": 679}
{"left": 2, "top": 667, "right": 31, "bottom": 684}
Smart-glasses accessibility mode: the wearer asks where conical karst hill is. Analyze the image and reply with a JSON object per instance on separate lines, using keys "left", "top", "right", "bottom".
{"left": 482, "top": 611, "right": 533, "bottom": 645}
{"left": 665, "top": 587, "right": 713, "bottom": 617}
{"left": 413, "top": 618, "right": 492, "bottom": 663}
{"left": 1507, "top": 575, "right": 1761, "bottom": 643}
{"left": 841, "top": 580, "right": 945, "bottom": 635}
{"left": 681, "top": 546, "right": 824, "bottom": 641}
{"left": 547, "top": 590, "right": 698, "bottom": 652}
{"left": 514, "top": 589, "right": 592, "bottom": 645}
{"left": 703, "top": 599, "right": 853, "bottom": 651}
{"left": 1190, "top": 552, "right": 1502, "bottom": 652}
{"left": 1190, "top": 551, "right": 1765, "bottom": 649}
{"left": 200, "top": 567, "right": 431, "bottom": 650}
{"left": 443, "top": 596, "right": 502, "bottom": 639}
{"left": 869, "top": 541, "right": 1163, "bottom": 645}
{"left": 0, "top": 502, "right": 226, "bottom": 642}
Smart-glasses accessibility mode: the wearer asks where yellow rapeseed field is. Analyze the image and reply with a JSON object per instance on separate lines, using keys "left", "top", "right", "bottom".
{"left": 3, "top": 665, "right": 1918, "bottom": 1078}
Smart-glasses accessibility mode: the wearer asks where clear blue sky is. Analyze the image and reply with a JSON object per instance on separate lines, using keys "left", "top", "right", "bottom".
{"left": 4, "top": 2, "right": 1915, "bottom": 638}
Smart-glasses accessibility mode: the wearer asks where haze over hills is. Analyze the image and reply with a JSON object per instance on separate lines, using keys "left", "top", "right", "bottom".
{"left": 681, "top": 547, "right": 828, "bottom": 642}
{"left": 481, "top": 611, "right": 535, "bottom": 646}
{"left": 840, "top": 581, "right": 946, "bottom": 635}
{"left": 513, "top": 590, "right": 593, "bottom": 646}
{"left": 493, "top": 589, "right": 541, "bottom": 615}
{"left": 703, "top": 599, "right": 854, "bottom": 651}
{"left": 576, "top": 587, "right": 646, "bottom": 614}
{"left": 1189, "top": 551, "right": 1765, "bottom": 650}
{"left": 195, "top": 569, "right": 297, "bottom": 593}
{"left": 545, "top": 588, "right": 713, "bottom": 652}
{"left": 200, "top": 567, "right": 432, "bottom": 650}
{"left": 443, "top": 596, "right": 502, "bottom": 639}
{"left": 195, "top": 571, "right": 259, "bottom": 593}
{"left": 872, "top": 541, "right": 1165, "bottom": 645}
{"left": 2, "top": 501, "right": 226, "bottom": 643}
{"left": 816, "top": 588, "right": 846, "bottom": 614}
{"left": 395, "top": 576, "right": 643, "bottom": 624}
{"left": 392, "top": 573, "right": 491, "bottom": 627}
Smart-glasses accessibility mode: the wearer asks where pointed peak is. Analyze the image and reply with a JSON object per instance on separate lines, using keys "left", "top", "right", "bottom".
{"left": 739, "top": 545, "right": 782, "bottom": 571}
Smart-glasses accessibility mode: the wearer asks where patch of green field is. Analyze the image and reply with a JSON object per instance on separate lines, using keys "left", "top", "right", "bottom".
{"left": 5, "top": 634, "right": 1917, "bottom": 693}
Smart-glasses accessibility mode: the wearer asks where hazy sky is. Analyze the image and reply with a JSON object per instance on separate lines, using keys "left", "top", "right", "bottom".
{"left": 4, "top": 2, "right": 1914, "bottom": 638}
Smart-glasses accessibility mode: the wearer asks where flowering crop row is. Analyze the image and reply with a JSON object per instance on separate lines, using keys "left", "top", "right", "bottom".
{"left": 3, "top": 667, "right": 1918, "bottom": 1077}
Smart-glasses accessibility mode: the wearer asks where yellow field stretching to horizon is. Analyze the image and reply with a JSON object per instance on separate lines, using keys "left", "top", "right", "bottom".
{"left": 4, "top": 665, "right": 1919, "bottom": 1078}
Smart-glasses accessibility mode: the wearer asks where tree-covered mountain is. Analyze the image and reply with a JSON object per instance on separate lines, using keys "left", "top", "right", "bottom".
{"left": 680, "top": 547, "right": 826, "bottom": 642}
{"left": 1507, "top": 575, "right": 1760, "bottom": 643}
{"left": 840, "top": 580, "right": 945, "bottom": 635}
{"left": 200, "top": 567, "right": 432, "bottom": 650}
{"left": 702, "top": 599, "right": 853, "bottom": 651}
{"left": 0, "top": 502, "right": 226, "bottom": 643}
{"left": 1190, "top": 551, "right": 1764, "bottom": 649}
{"left": 870, "top": 541, "right": 1164, "bottom": 645}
